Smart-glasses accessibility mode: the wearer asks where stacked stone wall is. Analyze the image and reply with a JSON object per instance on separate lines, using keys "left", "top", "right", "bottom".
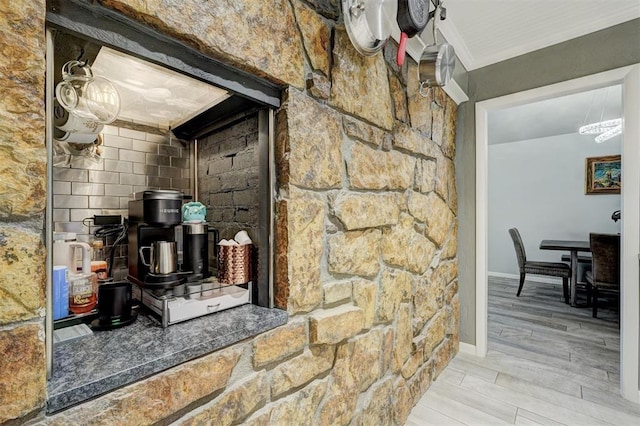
{"left": 0, "top": 0, "right": 48, "bottom": 423}
{"left": 197, "top": 115, "right": 260, "bottom": 242}
{"left": 0, "top": 0, "right": 458, "bottom": 424}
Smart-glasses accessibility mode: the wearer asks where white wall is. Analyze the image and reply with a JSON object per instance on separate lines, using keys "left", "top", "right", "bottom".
{"left": 489, "top": 133, "right": 621, "bottom": 276}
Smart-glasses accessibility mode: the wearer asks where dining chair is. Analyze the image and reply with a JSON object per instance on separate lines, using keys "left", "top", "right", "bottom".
{"left": 508, "top": 228, "right": 571, "bottom": 303}
{"left": 585, "top": 233, "right": 620, "bottom": 318}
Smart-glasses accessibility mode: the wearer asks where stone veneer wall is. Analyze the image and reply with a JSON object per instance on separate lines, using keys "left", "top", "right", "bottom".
{"left": 0, "top": 1, "right": 458, "bottom": 424}
{"left": 198, "top": 114, "right": 260, "bottom": 242}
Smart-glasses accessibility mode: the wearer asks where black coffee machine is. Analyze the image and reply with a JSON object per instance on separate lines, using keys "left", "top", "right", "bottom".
{"left": 127, "top": 190, "right": 183, "bottom": 286}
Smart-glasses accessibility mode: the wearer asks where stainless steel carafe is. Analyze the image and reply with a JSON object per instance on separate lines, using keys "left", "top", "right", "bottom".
{"left": 139, "top": 241, "right": 177, "bottom": 274}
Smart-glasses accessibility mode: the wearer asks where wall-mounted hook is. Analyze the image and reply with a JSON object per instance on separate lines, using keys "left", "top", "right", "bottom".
{"left": 76, "top": 48, "right": 87, "bottom": 67}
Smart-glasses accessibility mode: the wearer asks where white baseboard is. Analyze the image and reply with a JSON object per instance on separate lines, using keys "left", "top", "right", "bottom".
{"left": 458, "top": 342, "right": 477, "bottom": 356}
{"left": 488, "top": 271, "right": 562, "bottom": 285}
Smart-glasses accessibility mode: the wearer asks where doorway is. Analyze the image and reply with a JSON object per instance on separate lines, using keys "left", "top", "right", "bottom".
{"left": 475, "top": 65, "right": 640, "bottom": 402}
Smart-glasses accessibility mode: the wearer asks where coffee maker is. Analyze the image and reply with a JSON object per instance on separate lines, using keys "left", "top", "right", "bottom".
{"left": 127, "top": 190, "right": 183, "bottom": 287}
{"left": 129, "top": 192, "right": 251, "bottom": 327}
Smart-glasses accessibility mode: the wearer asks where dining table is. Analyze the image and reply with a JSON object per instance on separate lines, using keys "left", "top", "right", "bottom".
{"left": 539, "top": 239, "right": 591, "bottom": 306}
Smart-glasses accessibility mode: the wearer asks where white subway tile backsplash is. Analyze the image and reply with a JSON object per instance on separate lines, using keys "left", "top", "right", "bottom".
{"left": 101, "top": 146, "right": 119, "bottom": 160}
{"left": 120, "top": 174, "right": 145, "bottom": 186}
{"left": 171, "top": 178, "right": 190, "bottom": 190}
{"left": 158, "top": 144, "right": 180, "bottom": 157}
{"left": 70, "top": 156, "right": 105, "bottom": 171}
{"left": 159, "top": 166, "right": 183, "bottom": 179}
{"left": 104, "top": 159, "right": 133, "bottom": 174}
{"left": 133, "top": 163, "right": 149, "bottom": 176}
{"left": 102, "top": 125, "right": 119, "bottom": 135}
{"left": 89, "top": 170, "right": 119, "bottom": 184}
{"left": 122, "top": 150, "right": 146, "bottom": 164}
{"left": 70, "top": 209, "right": 102, "bottom": 223}
{"left": 72, "top": 182, "right": 105, "bottom": 196}
{"left": 146, "top": 133, "right": 169, "bottom": 144}
{"left": 54, "top": 168, "right": 88, "bottom": 182}
{"left": 53, "top": 209, "right": 69, "bottom": 222}
{"left": 132, "top": 163, "right": 143, "bottom": 175}
{"left": 131, "top": 141, "right": 158, "bottom": 154}
{"left": 103, "top": 134, "right": 133, "bottom": 150}
{"left": 105, "top": 184, "right": 134, "bottom": 197}
{"left": 146, "top": 154, "right": 170, "bottom": 166}
{"left": 54, "top": 123, "right": 190, "bottom": 247}
{"left": 148, "top": 176, "right": 171, "bottom": 188}
{"left": 119, "top": 128, "right": 146, "bottom": 140}
{"left": 171, "top": 156, "right": 189, "bottom": 169}
{"left": 53, "top": 181, "right": 71, "bottom": 195}
{"left": 89, "top": 196, "right": 120, "bottom": 209}
{"left": 54, "top": 195, "right": 88, "bottom": 209}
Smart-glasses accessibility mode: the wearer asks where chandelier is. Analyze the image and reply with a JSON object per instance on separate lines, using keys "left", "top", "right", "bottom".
{"left": 578, "top": 88, "right": 621, "bottom": 143}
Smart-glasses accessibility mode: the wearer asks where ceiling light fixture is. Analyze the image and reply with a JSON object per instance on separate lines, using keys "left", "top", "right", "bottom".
{"left": 594, "top": 123, "right": 622, "bottom": 143}
{"left": 578, "top": 118, "right": 622, "bottom": 135}
{"left": 578, "top": 88, "right": 621, "bottom": 143}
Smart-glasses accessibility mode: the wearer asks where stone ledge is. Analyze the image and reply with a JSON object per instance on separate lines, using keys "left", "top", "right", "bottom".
{"left": 47, "top": 304, "right": 288, "bottom": 414}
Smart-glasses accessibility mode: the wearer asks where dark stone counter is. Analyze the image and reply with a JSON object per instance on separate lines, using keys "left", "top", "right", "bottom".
{"left": 47, "top": 304, "right": 287, "bottom": 414}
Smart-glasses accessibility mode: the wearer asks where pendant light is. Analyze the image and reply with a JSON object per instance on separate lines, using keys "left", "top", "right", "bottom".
{"left": 578, "top": 88, "right": 621, "bottom": 143}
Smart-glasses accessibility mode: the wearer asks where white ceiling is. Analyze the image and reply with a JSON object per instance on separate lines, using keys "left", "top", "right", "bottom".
{"left": 488, "top": 85, "right": 622, "bottom": 145}
{"left": 435, "top": 0, "right": 640, "bottom": 71}
{"left": 91, "top": 47, "right": 229, "bottom": 128}
{"left": 429, "top": 1, "right": 634, "bottom": 145}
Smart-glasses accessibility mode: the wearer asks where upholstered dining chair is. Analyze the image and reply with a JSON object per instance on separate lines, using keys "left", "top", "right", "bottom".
{"left": 508, "top": 228, "right": 571, "bottom": 303}
{"left": 585, "top": 233, "right": 620, "bottom": 318}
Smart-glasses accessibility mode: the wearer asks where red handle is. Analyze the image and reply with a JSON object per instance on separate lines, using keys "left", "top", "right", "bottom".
{"left": 397, "top": 32, "right": 408, "bottom": 66}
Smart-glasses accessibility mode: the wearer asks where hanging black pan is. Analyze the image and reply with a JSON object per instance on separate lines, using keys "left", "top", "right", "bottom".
{"left": 396, "top": 0, "right": 431, "bottom": 66}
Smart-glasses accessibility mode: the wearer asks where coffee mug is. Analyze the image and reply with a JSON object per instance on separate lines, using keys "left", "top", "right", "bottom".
{"left": 55, "top": 100, "right": 105, "bottom": 134}
{"left": 55, "top": 61, "right": 120, "bottom": 124}
{"left": 97, "top": 281, "right": 132, "bottom": 323}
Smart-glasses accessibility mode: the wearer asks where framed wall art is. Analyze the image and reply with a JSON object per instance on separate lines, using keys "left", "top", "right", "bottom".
{"left": 585, "top": 155, "right": 621, "bottom": 194}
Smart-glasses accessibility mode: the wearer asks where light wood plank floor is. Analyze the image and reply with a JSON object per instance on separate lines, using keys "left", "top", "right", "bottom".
{"left": 408, "top": 276, "right": 640, "bottom": 425}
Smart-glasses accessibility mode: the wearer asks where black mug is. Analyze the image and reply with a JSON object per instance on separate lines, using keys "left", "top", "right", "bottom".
{"left": 97, "top": 281, "right": 132, "bottom": 324}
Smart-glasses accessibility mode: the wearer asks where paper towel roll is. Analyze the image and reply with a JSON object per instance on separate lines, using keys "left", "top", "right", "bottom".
{"left": 55, "top": 132, "right": 99, "bottom": 144}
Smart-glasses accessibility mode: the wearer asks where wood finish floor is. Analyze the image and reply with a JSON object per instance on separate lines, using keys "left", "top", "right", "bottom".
{"left": 407, "top": 276, "right": 640, "bottom": 425}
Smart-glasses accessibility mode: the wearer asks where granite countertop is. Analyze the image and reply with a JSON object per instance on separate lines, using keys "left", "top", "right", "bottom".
{"left": 47, "top": 304, "right": 288, "bottom": 414}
